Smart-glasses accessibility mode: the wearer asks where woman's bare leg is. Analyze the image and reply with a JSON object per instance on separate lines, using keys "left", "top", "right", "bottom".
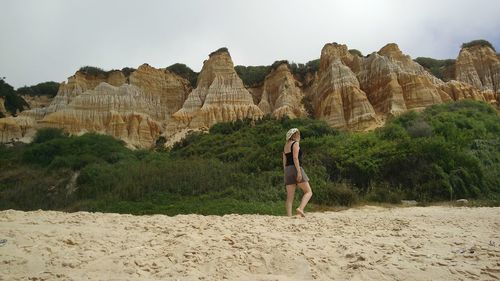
{"left": 296, "top": 181, "right": 313, "bottom": 217}
{"left": 285, "top": 185, "right": 296, "bottom": 217}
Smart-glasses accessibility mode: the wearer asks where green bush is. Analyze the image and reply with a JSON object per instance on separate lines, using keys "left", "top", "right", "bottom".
{"left": 349, "top": 49, "right": 363, "bottom": 57}
{"left": 32, "top": 128, "right": 67, "bottom": 143}
{"left": 121, "top": 67, "right": 136, "bottom": 77}
{"left": 314, "top": 182, "right": 358, "bottom": 206}
{"left": 166, "top": 63, "right": 198, "bottom": 88}
{"left": 209, "top": 47, "right": 229, "bottom": 57}
{"left": 0, "top": 167, "right": 73, "bottom": 210}
{"left": 414, "top": 57, "right": 456, "bottom": 80}
{"left": 234, "top": 65, "right": 271, "bottom": 87}
{"left": 78, "top": 66, "right": 108, "bottom": 76}
{"left": 461, "top": 39, "right": 496, "bottom": 51}
{"left": 17, "top": 81, "right": 60, "bottom": 97}
{"left": 0, "top": 78, "right": 29, "bottom": 116}
{"left": 23, "top": 133, "right": 131, "bottom": 169}
{"left": 366, "top": 184, "right": 402, "bottom": 204}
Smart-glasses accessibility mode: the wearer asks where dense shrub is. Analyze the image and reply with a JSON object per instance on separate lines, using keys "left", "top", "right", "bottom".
{"left": 0, "top": 78, "right": 29, "bottom": 116}
{"left": 32, "top": 128, "right": 67, "bottom": 143}
{"left": 78, "top": 66, "right": 108, "bottom": 76}
{"left": 414, "top": 57, "right": 456, "bottom": 80}
{"left": 121, "top": 67, "right": 136, "bottom": 77}
{"left": 235, "top": 65, "right": 271, "bottom": 87}
{"left": 349, "top": 49, "right": 363, "bottom": 57}
{"left": 17, "top": 81, "right": 59, "bottom": 97}
{"left": 166, "top": 63, "right": 198, "bottom": 88}
{"left": 209, "top": 47, "right": 229, "bottom": 57}
{"left": 461, "top": 39, "right": 496, "bottom": 51}
{"left": 314, "top": 181, "right": 358, "bottom": 206}
{"left": 23, "top": 132, "right": 131, "bottom": 169}
{"left": 235, "top": 58, "right": 320, "bottom": 87}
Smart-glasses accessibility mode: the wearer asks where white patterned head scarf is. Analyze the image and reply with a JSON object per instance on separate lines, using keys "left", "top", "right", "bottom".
{"left": 286, "top": 128, "right": 299, "bottom": 141}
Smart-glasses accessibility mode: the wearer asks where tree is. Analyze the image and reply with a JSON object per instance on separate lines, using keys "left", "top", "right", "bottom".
{"left": 0, "top": 77, "right": 29, "bottom": 116}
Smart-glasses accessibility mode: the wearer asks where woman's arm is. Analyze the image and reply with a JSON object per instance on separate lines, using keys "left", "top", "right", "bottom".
{"left": 282, "top": 152, "right": 286, "bottom": 169}
{"left": 292, "top": 143, "right": 302, "bottom": 181}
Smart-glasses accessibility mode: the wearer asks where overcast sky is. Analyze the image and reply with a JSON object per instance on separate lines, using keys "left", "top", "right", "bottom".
{"left": 1, "top": 0, "right": 499, "bottom": 88}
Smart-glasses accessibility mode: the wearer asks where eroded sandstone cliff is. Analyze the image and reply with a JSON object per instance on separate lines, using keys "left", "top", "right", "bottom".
{"left": 39, "top": 83, "right": 163, "bottom": 147}
{"left": 1, "top": 42, "right": 498, "bottom": 147}
{"left": 168, "top": 49, "right": 263, "bottom": 132}
{"left": 258, "top": 63, "right": 306, "bottom": 118}
{"left": 311, "top": 43, "right": 379, "bottom": 130}
{"left": 3, "top": 65, "right": 191, "bottom": 147}
{"left": 356, "top": 43, "right": 447, "bottom": 116}
{"left": 455, "top": 44, "right": 499, "bottom": 104}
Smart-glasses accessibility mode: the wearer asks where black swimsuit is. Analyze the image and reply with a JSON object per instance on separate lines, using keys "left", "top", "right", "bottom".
{"left": 285, "top": 142, "right": 302, "bottom": 166}
{"left": 283, "top": 141, "right": 309, "bottom": 185}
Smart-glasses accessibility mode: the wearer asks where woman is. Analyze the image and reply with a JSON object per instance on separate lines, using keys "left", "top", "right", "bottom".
{"left": 283, "top": 128, "right": 313, "bottom": 217}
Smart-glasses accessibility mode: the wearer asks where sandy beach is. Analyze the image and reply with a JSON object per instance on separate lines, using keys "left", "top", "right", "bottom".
{"left": 0, "top": 206, "right": 499, "bottom": 281}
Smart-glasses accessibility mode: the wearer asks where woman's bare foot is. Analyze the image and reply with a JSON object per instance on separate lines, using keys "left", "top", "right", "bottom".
{"left": 296, "top": 208, "right": 305, "bottom": 217}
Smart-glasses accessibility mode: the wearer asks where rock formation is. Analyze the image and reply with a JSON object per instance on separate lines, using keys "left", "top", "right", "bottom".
{"left": 0, "top": 116, "right": 36, "bottom": 143}
{"left": 128, "top": 64, "right": 191, "bottom": 121}
{"left": 21, "top": 95, "right": 53, "bottom": 110}
{"left": 169, "top": 49, "right": 263, "bottom": 132}
{"left": 1, "top": 41, "right": 499, "bottom": 147}
{"left": 356, "top": 43, "right": 447, "bottom": 116}
{"left": 258, "top": 63, "right": 306, "bottom": 118}
{"left": 1, "top": 65, "right": 191, "bottom": 147}
{"left": 438, "top": 80, "right": 490, "bottom": 102}
{"left": 0, "top": 98, "right": 5, "bottom": 115}
{"left": 39, "top": 83, "right": 163, "bottom": 148}
{"left": 25, "top": 70, "right": 127, "bottom": 120}
{"left": 455, "top": 44, "right": 500, "bottom": 105}
{"left": 311, "top": 43, "right": 379, "bottom": 129}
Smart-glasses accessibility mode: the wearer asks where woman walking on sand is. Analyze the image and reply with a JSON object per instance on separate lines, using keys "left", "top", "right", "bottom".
{"left": 283, "top": 128, "right": 313, "bottom": 217}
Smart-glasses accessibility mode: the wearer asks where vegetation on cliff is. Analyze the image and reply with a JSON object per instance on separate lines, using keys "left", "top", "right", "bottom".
{"left": 461, "top": 39, "right": 496, "bottom": 52}
{"left": 0, "top": 100, "right": 498, "bottom": 215}
{"left": 414, "top": 57, "right": 455, "bottom": 80}
{"left": 348, "top": 49, "right": 363, "bottom": 57}
{"left": 166, "top": 63, "right": 198, "bottom": 88}
{"left": 17, "top": 81, "right": 60, "bottom": 97}
{"left": 234, "top": 65, "right": 271, "bottom": 87}
{"left": 0, "top": 78, "right": 29, "bottom": 116}
{"left": 235, "top": 58, "right": 320, "bottom": 88}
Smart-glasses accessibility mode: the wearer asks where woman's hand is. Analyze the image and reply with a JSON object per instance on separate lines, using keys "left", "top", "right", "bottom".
{"left": 296, "top": 172, "right": 303, "bottom": 182}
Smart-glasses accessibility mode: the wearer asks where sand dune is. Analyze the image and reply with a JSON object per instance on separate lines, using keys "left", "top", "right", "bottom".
{"left": 0, "top": 206, "right": 499, "bottom": 280}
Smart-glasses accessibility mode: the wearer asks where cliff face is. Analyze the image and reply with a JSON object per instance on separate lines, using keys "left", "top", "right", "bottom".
{"left": 311, "top": 43, "right": 379, "bottom": 130}
{"left": 129, "top": 64, "right": 191, "bottom": 121}
{"left": 0, "top": 116, "right": 36, "bottom": 143}
{"left": 1, "top": 42, "right": 499, "bottom": 147}
{"left": 356, "top": 43, "right": 447, "bottom": 116}
{"left": 24, "top": 70, "right": 127, "bottom": 120}
{"left": 308, "top": 42, "right": 498, "bottom": 130}
{"left": 258, "top": 63, "right": 306, "bottom": 118}
{"left": 455, "top": 45, "right": 500, "bottom": 104}
{"left": 21, "top": 95, "right": 53, "bottom": 110}
{"left": 438, "top": 80, "right": 491, "bottom": 102}
{"left": 3, "top": 65, "right": 191, "bottom": 147}
{"left": 169, "top": 50, "right": 263, "bottom": 132}
{"left": 40, "top": 83, "right": 162, "bottom": 147}
{"left": 0, "top": 98, "right": 5, "bottom": 115}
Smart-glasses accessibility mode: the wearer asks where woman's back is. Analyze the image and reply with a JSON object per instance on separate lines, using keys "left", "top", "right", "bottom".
{"left": 284, "top": 141, "right": 302, "bottom": 166}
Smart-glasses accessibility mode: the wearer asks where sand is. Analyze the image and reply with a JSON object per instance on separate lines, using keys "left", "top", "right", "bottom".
{"left": 0, "top": 206, "right": 499, "bottom": 281}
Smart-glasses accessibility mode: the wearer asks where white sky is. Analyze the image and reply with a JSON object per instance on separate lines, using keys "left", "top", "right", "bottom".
{"left": 1, "top": 0, "right": 499, "bottom": 88}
